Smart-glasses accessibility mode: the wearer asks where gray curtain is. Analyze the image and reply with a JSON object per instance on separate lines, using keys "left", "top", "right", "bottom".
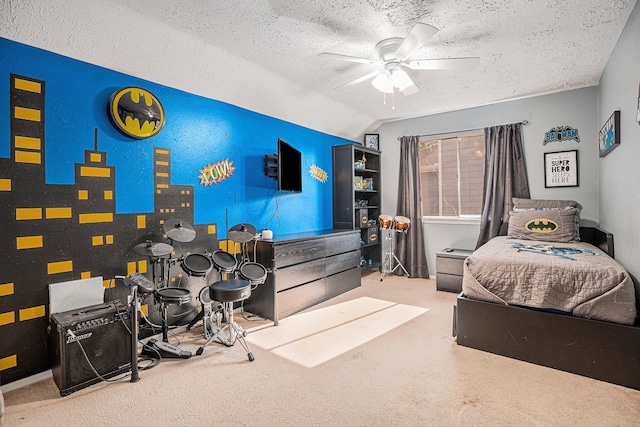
{"left": 395, "top": 136, "right": 429, "bottom": 278}
{"left": 476, "top": 123, "right": 530, "bottom": 248}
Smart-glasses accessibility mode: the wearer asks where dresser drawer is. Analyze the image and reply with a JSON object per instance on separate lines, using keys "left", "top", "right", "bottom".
{"left": 273, "top": 239, "right": 326, "bottom": 268}
{"left": 326, "top": 266, "right": 360, "bottom": 299}
{"left": 436, "top": 248, "right": 473, "bottom": 276}
{"left": 277, "top": 278, "right": 326, "bottom": 319}
{"left": 275, "top": 258, "right": 326, "bottom": 292}
{"left": 325, "top": 232, "right": 360, "bottom": 257}
{"left": 436, "top": 272, "right": 463, "bottom": 293}
{"left": 325, "top": 250, "right": 360, "bottom": 276}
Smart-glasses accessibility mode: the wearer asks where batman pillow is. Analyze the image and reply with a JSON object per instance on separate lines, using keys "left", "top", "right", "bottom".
{"left": 507, "top": 208, "right": 580, "bottom": 243}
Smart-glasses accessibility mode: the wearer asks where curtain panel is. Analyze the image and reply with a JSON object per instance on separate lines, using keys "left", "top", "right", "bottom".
{"left": 476, "top": 123, "right": 530, "bottom": 248}
{"left": 395, "top": 136, "right": 429, "bottom": 278}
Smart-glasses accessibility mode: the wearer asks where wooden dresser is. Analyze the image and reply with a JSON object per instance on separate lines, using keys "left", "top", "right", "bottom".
{"left": 244, "top": 229, "right": 361, "bottom": 325}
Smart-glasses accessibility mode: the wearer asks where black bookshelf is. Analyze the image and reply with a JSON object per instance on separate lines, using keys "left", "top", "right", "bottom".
{"left": 332, "top": 144, "right": 382, "bottom": 272}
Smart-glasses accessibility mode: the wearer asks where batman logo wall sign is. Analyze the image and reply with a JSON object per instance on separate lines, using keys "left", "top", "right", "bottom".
{"left": 525, "top": 218, "right": 558, "bottom": 233}
{"left": 108, "top": 87, "right": 165, "bottom": 139}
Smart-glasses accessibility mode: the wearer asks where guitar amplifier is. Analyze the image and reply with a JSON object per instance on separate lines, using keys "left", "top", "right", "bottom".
{"left": 50, "top": 301, "right": 131, "bottom": 396}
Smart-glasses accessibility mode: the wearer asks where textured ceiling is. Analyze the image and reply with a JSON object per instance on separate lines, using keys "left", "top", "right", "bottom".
{"left": 0, "top": 0, "right": 637, "bottom": 140}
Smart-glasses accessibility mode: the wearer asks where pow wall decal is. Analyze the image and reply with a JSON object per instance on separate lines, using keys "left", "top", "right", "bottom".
{"left": 309, "top": 164, "right": 328, "bottom": 183}
{"left": 525, "top": 218, "right": 558, "bottom": 233}
{"left": 108, "top": 87, "right": 165, "bottom": 139}
{"left": 198, "top": 158, "right": 236, "bottom": 187}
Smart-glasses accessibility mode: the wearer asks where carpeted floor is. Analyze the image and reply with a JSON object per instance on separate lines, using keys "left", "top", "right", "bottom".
{"left": 2, "top": 273, "right": 640, "bottom": 426}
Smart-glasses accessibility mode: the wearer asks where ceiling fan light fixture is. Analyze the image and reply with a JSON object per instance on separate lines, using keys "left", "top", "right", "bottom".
{"left": 371, "top": 73, "right": 394, "bottom": 93}
{"left": 391, "top": 68, "right": 413, "bottom": 91}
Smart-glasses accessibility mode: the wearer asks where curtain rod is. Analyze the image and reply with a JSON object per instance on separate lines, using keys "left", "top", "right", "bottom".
{"left": 396, "top": 120, "right": 529, "bottom": 140}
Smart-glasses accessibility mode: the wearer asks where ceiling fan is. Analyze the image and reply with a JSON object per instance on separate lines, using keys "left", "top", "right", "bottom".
{"left": 319, "top": 23, "right": 480, "bottom": 96}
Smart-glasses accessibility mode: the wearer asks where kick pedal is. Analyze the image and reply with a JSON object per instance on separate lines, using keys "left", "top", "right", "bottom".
{"left": 142, "top": 338, "right": 192, "bottom": 359}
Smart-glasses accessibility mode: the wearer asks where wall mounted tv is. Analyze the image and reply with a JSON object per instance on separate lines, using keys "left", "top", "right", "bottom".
{"left": 277, "top": 138, "right": 302, "bottom": 192}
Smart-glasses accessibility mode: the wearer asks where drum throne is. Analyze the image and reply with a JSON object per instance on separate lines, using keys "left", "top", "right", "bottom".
{"left": 196, "top": 279, "right": 255, "bottom": 362}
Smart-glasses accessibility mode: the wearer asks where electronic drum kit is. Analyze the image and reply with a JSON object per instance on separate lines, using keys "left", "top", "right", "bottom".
{"left": 129, "top": 218, "right": 266, "bottom": 362}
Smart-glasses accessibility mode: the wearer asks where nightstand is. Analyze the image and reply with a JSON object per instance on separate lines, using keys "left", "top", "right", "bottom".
{"left": 436, "top": 248, "right": 473, "bottom": 293}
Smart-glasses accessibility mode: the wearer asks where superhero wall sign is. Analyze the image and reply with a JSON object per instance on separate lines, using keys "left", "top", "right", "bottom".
{"left": 108, "top": 87, "right": 165, "bottom": 139}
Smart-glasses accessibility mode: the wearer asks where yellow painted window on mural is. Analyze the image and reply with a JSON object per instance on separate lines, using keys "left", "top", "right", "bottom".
{"left": 14, "top": 106, "right": 41, "bottom": 121}
{"left": 80, "top": 166, "right": 110, "bottom": 178}
{"left": 104, "top": 190, "right": 113, "bottom": 200}
{"left": 79, "top": 213, "right": 113, "bottom": 224}
{"left": 15, "top": 151, "right": 41, "bottom": 164}
{"left": 14, "top": 136, "right": 41, "bottom": 150}
{"left": 47, "top": 260, "right": 73, "bottom": 274}
{"left": 0, "top": 283, "right": 15, "bottom": 296}
{"left": 0, "top": 312, "right": 15, "bottom": 326}
{"left": 0, "top": 354, "right": 18, "bottom": 371}
{"left": 14, "top": 78, "right": 42, "bottom": 93}
{"left": 46, "top": 207, "right": 72, "bottom": 219}
{"left": 19, "top": 305, "right": 45, "bottom": 321}
{"left": 78, "top": 190, "right": 88, "bottom": 200}
{"left": 16, "top": 208, "right": 43, "bottom": 220}
{"left": 16, "top": 235, "right": 43, "bottom": 249}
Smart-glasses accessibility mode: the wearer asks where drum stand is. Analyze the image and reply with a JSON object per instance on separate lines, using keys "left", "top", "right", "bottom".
{"left": 380, "top": 227, "right": 410, "bottom": 281}
{"left": 128, "top": 284, "right": 140, "bottom": 382}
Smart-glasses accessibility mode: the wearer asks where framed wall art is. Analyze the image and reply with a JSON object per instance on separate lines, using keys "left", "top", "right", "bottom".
{"left": 544, "top": 150, "right": 578, "bottom": 188}
{"left": 599, "top": 110, "right": 620, "bottom": 158}
{"left": 364, "top": 133, "right": 379, "bottom": 150}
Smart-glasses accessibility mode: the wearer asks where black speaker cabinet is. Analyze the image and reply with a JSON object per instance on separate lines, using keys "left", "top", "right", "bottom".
{"left": 366, "top": 226, "right": 378, "bottom": 244}
{"left": 358, "top": 209, "right": 369, "bottom": 226}
{"left": 50, "top": 301, "right": 131, "bottom": 396}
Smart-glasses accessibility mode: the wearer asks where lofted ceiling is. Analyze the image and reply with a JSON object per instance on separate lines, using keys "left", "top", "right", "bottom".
{"left": 0, "top": 0, "right": 637, "bottom": 141}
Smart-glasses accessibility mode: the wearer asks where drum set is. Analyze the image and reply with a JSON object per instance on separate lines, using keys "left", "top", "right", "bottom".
{"left": 378, "top": 214, "right": 411, "bottom": 281}
{"left": 130, "top": 219, "right": 266, "bottom": 362}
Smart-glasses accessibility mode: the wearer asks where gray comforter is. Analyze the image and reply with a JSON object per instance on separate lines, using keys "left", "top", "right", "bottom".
{"left": 462, "top": 237, "right": 637, "bottom": 325}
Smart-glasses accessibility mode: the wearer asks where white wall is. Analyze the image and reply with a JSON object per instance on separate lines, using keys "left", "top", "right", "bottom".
{"left": 378, "top": 87, "right": 599, "bottom": 275}
{"left": 597, "top": 2, "right": 640, "bottom": 280}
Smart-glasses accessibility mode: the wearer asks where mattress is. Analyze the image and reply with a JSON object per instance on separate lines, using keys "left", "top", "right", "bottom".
{"left": 462, "top": 236, "right": 637, "bottom": 325}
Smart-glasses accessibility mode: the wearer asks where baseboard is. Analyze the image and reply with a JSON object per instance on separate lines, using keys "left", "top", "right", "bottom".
{"left": 1, "top": 370, "right": 53, "bottom": 394}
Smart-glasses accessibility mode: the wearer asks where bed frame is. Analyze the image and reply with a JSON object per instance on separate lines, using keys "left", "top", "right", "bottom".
{"left": 453, "top": 226, "right": 640, "bottom": 390}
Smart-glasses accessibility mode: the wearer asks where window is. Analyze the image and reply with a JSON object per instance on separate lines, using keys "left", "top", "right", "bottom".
{"left": 419, "top": 131, "right": 485, "bottom": 219}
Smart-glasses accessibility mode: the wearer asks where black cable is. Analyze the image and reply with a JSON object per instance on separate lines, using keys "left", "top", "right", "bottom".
{"left": 70, "top": 330, "right": 131, "bottom": 384}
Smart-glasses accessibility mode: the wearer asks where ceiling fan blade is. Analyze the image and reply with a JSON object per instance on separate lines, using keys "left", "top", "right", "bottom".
{"left": 406, "top": 57, "right": 480, "bottom": 70}
{"left": 395, "top": 23, "right": 439, "bottom": 60}
{"left": 334, "top": 70, "right": 380, "bottom": 90}
{"left": 318, "top": 52, "right": 377, "bottom": 65}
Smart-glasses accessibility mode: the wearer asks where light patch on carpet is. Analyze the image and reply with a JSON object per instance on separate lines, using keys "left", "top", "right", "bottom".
{"left": 245, "top": 297, "right": 428, "bottom": 368}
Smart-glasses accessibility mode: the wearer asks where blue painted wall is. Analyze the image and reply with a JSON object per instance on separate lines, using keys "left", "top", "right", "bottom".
{"left": 0, "top": 37, "right": 352, "bottom": 236}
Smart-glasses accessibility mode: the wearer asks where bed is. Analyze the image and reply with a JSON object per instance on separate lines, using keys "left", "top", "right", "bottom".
{"left": 453, "top": 198, "right": 640, "bottom": 390}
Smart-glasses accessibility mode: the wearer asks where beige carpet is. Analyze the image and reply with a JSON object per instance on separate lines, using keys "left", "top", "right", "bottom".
{"left": 2, "top": 273, "right": 640, "bottom": 426}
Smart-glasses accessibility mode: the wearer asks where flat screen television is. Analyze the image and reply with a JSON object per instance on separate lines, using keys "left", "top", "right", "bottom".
{"left": 277, "top": 138, "right": 302, "bottom": 192}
